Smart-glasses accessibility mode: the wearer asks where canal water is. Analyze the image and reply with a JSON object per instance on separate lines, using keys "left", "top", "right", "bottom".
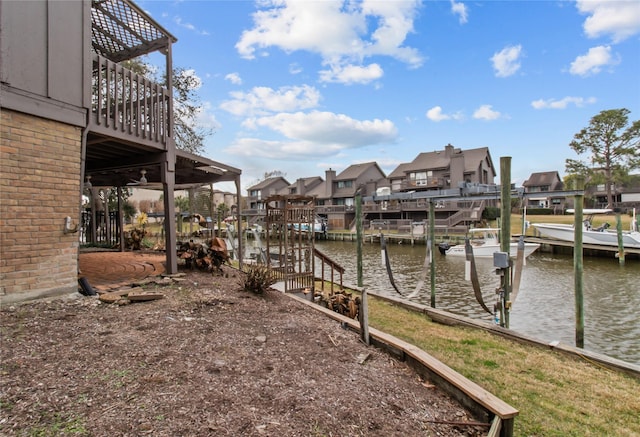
{"left": 314, "top": 239, "right": 640, "bottom": 365}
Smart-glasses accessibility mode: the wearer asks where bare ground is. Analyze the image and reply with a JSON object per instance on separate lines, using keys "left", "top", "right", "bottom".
{"left": 1, "top": 266, "right": 485, "bottom": 436}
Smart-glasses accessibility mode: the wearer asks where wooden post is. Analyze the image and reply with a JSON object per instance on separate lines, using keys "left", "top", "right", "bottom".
{"left": 574, "top": 176, "right": 585, "bottom": 349}
{"left": 500, "top": 157, "right": 512, "bottom": 329}
{"left": 188, "top": 187, "right": 195, "bottom": 236}
{"left": 615, "top": 214, "right": 625, "bottom": 265}
{"left": 356, "top": 191, "right": 363, "bottom": 287}
{"left": 429, "top": 199, "right": 436, "bottom": 308}
{"left": 236, "top": 176, "right": 243, "bottom": 270}
{"left": 162, "top": 148, "right": 178, "bottom": 274}
{"left": 360, "top": 289, "right": 370, "bottom": 345}
{"left": 117, "top": 187, "right": 125, "bottom": 252}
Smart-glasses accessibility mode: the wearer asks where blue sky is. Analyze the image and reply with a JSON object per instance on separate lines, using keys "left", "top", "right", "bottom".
{"left": 138, "top": 0, "right": 640, "bottom": 193}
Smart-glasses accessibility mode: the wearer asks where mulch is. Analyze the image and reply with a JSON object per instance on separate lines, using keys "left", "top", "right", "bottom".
{"left": 1, "top": 264, "right": 485, "bottom": 436}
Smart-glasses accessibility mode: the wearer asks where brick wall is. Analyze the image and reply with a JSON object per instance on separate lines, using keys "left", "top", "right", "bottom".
{"left": 0, "top": 109, "right": 82, "bottom": 302}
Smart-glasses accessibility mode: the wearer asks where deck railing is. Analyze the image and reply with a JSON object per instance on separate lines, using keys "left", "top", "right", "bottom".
{"left": 90, "top": 54, "right": 171, "bottom": 147}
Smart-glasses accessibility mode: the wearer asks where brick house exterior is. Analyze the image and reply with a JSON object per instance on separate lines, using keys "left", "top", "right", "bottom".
{"left": 1, "top": 111, "right": 83, "bottom": 300}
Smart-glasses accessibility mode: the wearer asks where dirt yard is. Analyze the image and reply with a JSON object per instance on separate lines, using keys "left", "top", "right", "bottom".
{"left": 1, "top": 266, "right": 485, "bottom": 436}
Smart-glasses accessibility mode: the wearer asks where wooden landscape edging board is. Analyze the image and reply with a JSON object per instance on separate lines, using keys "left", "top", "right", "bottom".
{"left": 285, "top": 292, "right": 518, "bottom": 437}
{"left": 368, "top": 291, "right": 640, "bottom": 379}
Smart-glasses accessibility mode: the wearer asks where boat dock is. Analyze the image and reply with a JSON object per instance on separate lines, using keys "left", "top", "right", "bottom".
{"left": 523, "top": 236, "right": 640, "bottom": 259}
{"left": 322, "top": 231, "right": 640, "bottom": 260}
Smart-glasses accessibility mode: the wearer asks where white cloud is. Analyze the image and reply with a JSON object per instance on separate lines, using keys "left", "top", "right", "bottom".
{"left": 450, "top": 0, "right": 468, "bottom": 24}
{"left": 576, "top": 0, "right": 640, "bottom": 43}
{"left": 472, "top": 105, "right": 501, "bottom": 121}
{"left": 289, "top": 63, "right": 303, "bottom": 74}
{"left": 531, "top": 96, "right": 597, "bottom": 110}
{"left": 219, "top": 85, "right": 321, "bottom": 117}
{"left": 425, "top": 106, "right": 463, "bottom": 122}
{"left": 224, "top": 111, "right": 398, "bottom": 159}
{"left": 174, "top": 16, "right": 210, "bottom": 36}
{"left": 490, "top": 45, "right": 523, "bottom": 78}
{"left": 195, "top": 101, "right": 222, "bottom": 130}
{"left": 254, "top": 111, "right": 397, "bottom": 146}
{"left": 318, "top": 63, "right": 383, "bottom": 84}
{"left": 235, "top": 0, "right": 424, "bottom": 85}
{"left": 225, "top": 72, "right": 242, "bottom": 85}
{"left": 569, "top": 45, "right": 617, "bottom": 76}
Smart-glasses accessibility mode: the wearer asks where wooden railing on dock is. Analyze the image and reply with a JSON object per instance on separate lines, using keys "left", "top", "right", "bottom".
{"left": 314, "top": 248, "right": 344, "bottom": 294}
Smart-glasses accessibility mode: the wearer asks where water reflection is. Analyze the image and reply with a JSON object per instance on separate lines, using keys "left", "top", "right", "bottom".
{"left": 315, "top": 240, "right": 640, "bottom": 365}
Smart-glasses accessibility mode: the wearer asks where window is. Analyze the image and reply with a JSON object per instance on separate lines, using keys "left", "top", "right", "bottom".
{"left": 409, "top": 171, "right": 430, "bottom": 186}
{"left": 337, "top": 180, "right": 353, "bottom": 189}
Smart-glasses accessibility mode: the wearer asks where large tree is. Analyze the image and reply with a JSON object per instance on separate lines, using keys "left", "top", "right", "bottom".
{"left": 565, "top": 108, "right": 640, "bottom": 208}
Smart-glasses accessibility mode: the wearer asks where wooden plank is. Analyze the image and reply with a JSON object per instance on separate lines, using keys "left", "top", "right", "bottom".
{"left": 370, "top": 326, "right": 519, "bottom": 419}
{"left": 128, "top": 292, "right": 164, "bottom": 302}
{"left": 487, "top": 416, "right": 502, "bottom": 437}
{"left": 285, "top": 292, "right": 518, "bottom": 423}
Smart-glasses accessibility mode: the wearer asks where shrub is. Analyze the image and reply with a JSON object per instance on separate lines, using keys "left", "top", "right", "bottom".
{"left": 482, "top": 206, "right": 500, "bottom": 220}
{"left": 242, "top": 264, "right": 276, "bottom": 295}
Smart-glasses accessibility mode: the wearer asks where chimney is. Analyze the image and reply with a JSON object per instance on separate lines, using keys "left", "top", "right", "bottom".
{"left": 325, "top": 168, "right": 336, "bottom": 198}
{"left": 445, "top": 143, "right": 454, "bottom": 157}
{"left": 296, "top": 178, "right": 305, "bottom": 195}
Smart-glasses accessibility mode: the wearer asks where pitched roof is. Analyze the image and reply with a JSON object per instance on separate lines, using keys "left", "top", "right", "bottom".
{"left": 388, "top": 163, "right": 410, "bottom": 179}
{"left": 390, "top": 146, "right": 494, "bottom": 175}
{"left": 247, "top": 176, "right": 290, "bottom": 190}
{"left": 523, "top": 171, "right": 563, "bottom": 189}
{"left": 336, "top": 162, "right": 385, "bottom": 180}
{"left": 285, "top": 176, "right": 323, "bottom": 190}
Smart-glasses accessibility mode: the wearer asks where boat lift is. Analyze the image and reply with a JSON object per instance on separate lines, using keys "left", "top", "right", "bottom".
{"left": 362, "top": 179, "right": 585, "bottom": 327}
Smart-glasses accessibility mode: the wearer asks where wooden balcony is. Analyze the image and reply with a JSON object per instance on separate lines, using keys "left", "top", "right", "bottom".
{"left": 401, "top": 177, "right": 445, "bottom": 190}
{"left": 89, "top": 54, "right": 171, "bottom": 150}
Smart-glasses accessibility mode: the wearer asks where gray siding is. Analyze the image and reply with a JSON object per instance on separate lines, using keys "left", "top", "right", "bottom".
{"left": 1, "top": 0, "right": 89, "bottom": 126}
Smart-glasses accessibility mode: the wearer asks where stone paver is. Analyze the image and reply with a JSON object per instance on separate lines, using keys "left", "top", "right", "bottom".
{"left": 78, "top": 251, "right": 166, "bottom": 291}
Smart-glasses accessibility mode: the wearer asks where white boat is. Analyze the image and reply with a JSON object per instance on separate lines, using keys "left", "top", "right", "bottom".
{"left": 532, "top": 209, "right": 640, "bottom": 249}
{"left": 438, "top": 228, "right": 540, "bottom": 258}
{"left": 290, "top": 216, "right": 328, "bottom": 235}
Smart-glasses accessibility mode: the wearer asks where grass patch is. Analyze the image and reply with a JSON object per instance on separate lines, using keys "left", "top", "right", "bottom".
{"left": 364, "top": 296, "right": 640, "bottom": 436}
{"left": 27, "top": 412, "right": 88, "bottom": 436}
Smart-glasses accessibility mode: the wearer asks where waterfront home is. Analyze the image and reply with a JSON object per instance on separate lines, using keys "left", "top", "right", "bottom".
{"left": 522, "top": 171, "right": 565, "bottom": 213}
{"left": 0, "top": 0, "right": 241, "bottom": 303}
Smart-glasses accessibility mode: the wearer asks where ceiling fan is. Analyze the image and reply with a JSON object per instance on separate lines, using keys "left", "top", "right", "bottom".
{"left": 127, "top": 169, "right": 148, "bottom": 186}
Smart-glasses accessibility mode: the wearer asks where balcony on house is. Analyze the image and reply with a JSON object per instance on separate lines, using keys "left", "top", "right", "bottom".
{"left": 401, "top": 177, "right": 445, "bottom": 190}
{"left": 90, "top": 54, "right": 172, "bottom": 150}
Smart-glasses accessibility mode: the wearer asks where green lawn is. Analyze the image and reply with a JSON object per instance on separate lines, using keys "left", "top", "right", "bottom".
{"left": 366, "top": 296, "right": 640, "bottom": 436}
